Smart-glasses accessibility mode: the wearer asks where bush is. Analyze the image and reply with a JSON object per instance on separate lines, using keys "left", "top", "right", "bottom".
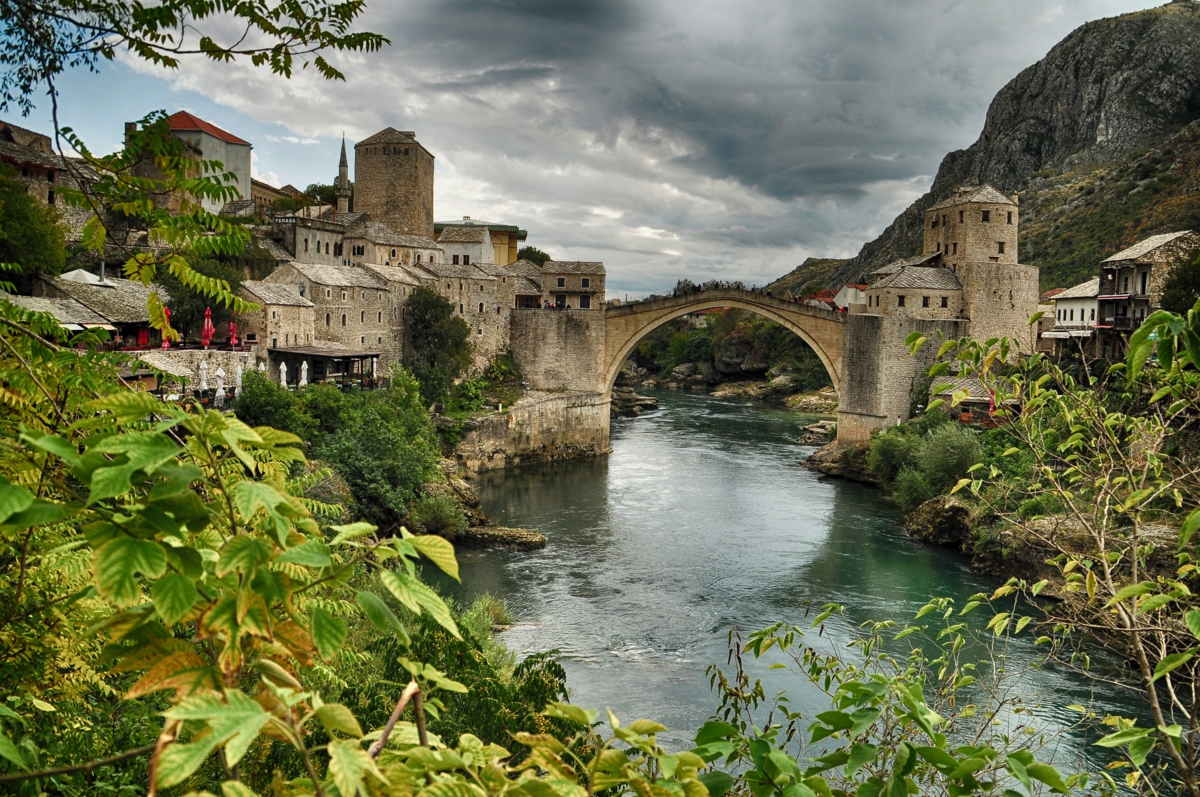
{"left": 867, "top": 427, "right": 918, "bottom": 488}
{"left": 234, "top": 371, "right": 314, "bottom": 437}
{"left": 893, "top": 467, "right": 937, "bottom": 512}
{"left": 404, "top": 286, "right": 473, "bottom": 404}
{"left": 410, "top": 493, "right": 468, "bottom": 539}
{"left": 917, "top": 423, "right": 983, "bottom": 493}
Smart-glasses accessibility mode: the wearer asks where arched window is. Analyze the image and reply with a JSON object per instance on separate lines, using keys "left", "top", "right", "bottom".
{"left": 304, "top": 239, "right": 309, "bottom": 252}
{"left": 361, "top": 311, "right": 365, "bottom": 322}
{"left": 391, "top": 248, "right": 397, "bottom": 258}
{"left": 377, "top": 311, "right": 382, "bottom": 322}
{"left": 459, "top": 304, "right": 464, "bottom": 314}
{"left": 325, "top": 313, "right": 331, "bottom": 326}
{"left": 325, "top": 242, "right": 330, "bottom": 255}
{"left": 478, "top": 303, "right": 484, "bottom": 313}
{"left": 416, "top": 254, "right": 422, "bottom": 263}
{"left": 341, "top": 314, "right": 347, "bottom": 326}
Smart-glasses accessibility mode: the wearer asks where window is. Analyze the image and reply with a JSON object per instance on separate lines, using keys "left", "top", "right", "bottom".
{"left": 922, "top": 296, "right": 929, "bottom": 307}
{"left": 285, "top": 333, "right": 289, "bottom": 344}
{"left": 452, "top": 255, "right": 460, "bottom": 265}
{"left": 1123, "top": 276, "right": 1130, "bottom": 292}
{"left": 582, "top": 278, "right": 590, "bottom": 288}
{"left": 959, "top": 210, "right": 964, "bottom": 223}
{"left": 404, "top": 148, "right": 409, "bottom": 155}
{"left": 951, "top": 243, "right": 957, "bottom": 255}
{"left": 479, "top": 303, "right": 484, "bottom": 313}
{"left": 1069, "top": 309, "right": 1074, "bottom": 321}
{"left": 416, "top": 254, "right": 421, "bottom": 262}
{"left": 341, "top": 314, "right": 346, "bottom": 326}
{"left": 981, "top": 210, "right": 991, "bottom": 222}
{"left": 378, "top": 311, "right": 382, "bottom": 322}
{"left": 271, "top": 310, "right": 277, "bottom": 319}
{"left": 47, "top": 190, "right": 54, "bottom": 205}
{"left": 341, "top": 291, "right": 347, "bottom": 301}
{"left": 326, "top": 313, "right": 330, "bottom": 326}
{"left": 898, "top": 295, "right": 906, "bottom": 307}
{"left": 1140, "top": 271, "right": 1148, "bottom": 294}
{"left": 378, "top": 292, "right": 382, "bottom": 300}
{"left": 942, "top": 214, "right": 947, "bottom": 226}
{"left": 1090, "top": 308, "right": 1095, "bottom": 321}
{"left": 463, "top": 255, "right": 470, "bottom": 265}
{"left": 496, "top": 307, "right": 501, "bottom": 314}
{"left": 937, "top": 242, "right": 942, "bottom": 252}
{"left": 391, "top": 248, "right": 397, "bottom": 258}
{"left": 997, "top": 241, "right": 1005, "bottom": 254}
{"left": 1007, "top": 211, "right": 1013, "bottom": 224}
{"left": 304, "top": 239, "right": 309, "bottom": 252}
{"left": 480, "top": 284, "right": 484, "bottom": 291}
{"left": 556, "top": 277, "right": 565, "bottom": 288}
{"left": 325, "top": 242, "right": 330, "bottom": 255}
{"left": 459, "top": 304, "right": 464, "bottom": 313}
{"left": 940, "top": 296, "right": 948, "bottom": 308}
{"left": 271, "top": 338, "right": 277, "bottom": 348}
{"left": 326, "top": 289, "right": 331, "bottom": 298}
{"left": 299, "top": 284, "right": 306, "bottom": 297}
{"left": 931, "top": 218, "right": 937, "bottom": 229}
{"left": 580, "top": 295, "right": 591, "bottom": 309}
{"left": 360, "top": 311, "right": 365, "bottom": 322}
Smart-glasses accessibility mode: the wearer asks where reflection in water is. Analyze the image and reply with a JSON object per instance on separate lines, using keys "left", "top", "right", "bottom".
{"left": 435, "top": 390, "right": 1138, "bottom": 760}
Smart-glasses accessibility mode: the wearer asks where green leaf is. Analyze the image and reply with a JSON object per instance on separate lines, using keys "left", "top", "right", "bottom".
{"left": 381, "top": 569, "right": 460, "bottom": 639}
{"left": 155, "top": 739, "right": 217, "bottom": 789}
{"left": 94, "top": 536, "right": 167, "bottom": 606}
{"left": 1181, "top": 508, "right": 1200, "bottom": 548}
{"left": 544, "top": 702, "right": 598, "bottom": 726}
{"left": 356, "top": 591, "right": 409, "bottom": 643}
{"left": 327, "top": 738, "right": 387, "bottom": 797}
{"left": 0, "top": 479, "right": 33, "bottom": 524}
{"left": 0, "top": 730, "right": 28, "bottom": 770}
{"left": 1182, "top": 610, "right": 1200, "bottom": 641}
{"left": 275, "top": 540, "right": 331, "bottom": 568}
{"left": 221, "top": 782, "right": 260, "bottom": 797}
{"left": 407, "top": 534, "right": 460, "bottom": 581}
{"left": 1026, "top": 762, "right": 1069, "bottom": 793}
{"left": 330, "top": 521, "right": 377, "bottom": 545}
{"left": 780, "top": 784, "right": 817, "bottom": 797}
{"left": 163, "top": 690, "right": 269, "bottom": 766}
{"left": 1095, "top": 727, "right": 1151, "bottom": 747}
{"left": 915, "top": 746, "right": 955, "bottom": 772}
{"left": 1127, "top": 737, "right": 1155, "bottom": 768}
{"left": 87, "top": 432, "right": 182, "bottom": 503}
{"left": 698, "top": 771, "right": 735, "bottom": 797}
{"left": 315, "top": 703, "right": 364, "bottom": 738}
{"left": 311, "top": 607, "right": 348, "bottom": 661}
{"left": 627, "top": 718, "right": 668, "bottom": 735}
{"left": 846, "top": 743, "right": 877, "bottom": 776}
{"left": 152, "top": 572, "right": 199, "bottom": 625}
{"left": 1104, "top": 581, "right": 1156, "bottom": 608}
{"left": 215, "top": 536, "right": 271, "bottom": 578}
{"left": 695, "top": 720, "right": 738, "bottom": 746}
{"left": 1152, "top": 650, "right": 1195, "bottom": 682}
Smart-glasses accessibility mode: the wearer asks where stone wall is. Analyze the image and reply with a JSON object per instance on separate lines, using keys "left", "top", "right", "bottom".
{"left": 276, "top": 218, "right": 346, "bottom": 264}
{"left": 925, "top": 200, "right": 1019, "bottom": 268}
{"left": 959, "top": 261, "right": 1040, "bottom": 350}
{"left": 237, "top": 299, "right": 314, "bottom": 351}
{"left": 453, "top": 391, "right": 611, "bottom": 472}
{"left": 510, "top": 309, "right": 606, "bottom": 392}
{"left": 837, "top": 313, "right": 967, "bottom": 445}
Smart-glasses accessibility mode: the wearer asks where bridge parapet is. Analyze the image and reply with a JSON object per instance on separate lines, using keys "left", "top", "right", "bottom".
{"left": 607, "top": 289, "right": 848, "bottom": 323}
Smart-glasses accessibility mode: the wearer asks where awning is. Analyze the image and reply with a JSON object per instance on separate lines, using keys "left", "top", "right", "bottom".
{"left": 1097, "top": 294, "right": 1132, "bottom": 301}
{"left": 1041, "top": 331, "right": 1070, "bottom": 339}
{"left": 59, "top": 323, "right": 85, "bottom": 331}
{"left": 82, "top": 323, "right": 118, "bottom": 331}
{"left": 1069, "top": 329, "right": 1094, "bottom": 338}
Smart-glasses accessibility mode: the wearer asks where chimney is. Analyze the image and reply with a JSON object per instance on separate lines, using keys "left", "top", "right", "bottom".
{"left": 124, "top": 122, "right": 137, "bottom": 147}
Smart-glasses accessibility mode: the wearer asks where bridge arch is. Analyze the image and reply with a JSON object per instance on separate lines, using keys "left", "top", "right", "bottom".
{"left": 602, "top": 290, "right": 845, "bottom": 397}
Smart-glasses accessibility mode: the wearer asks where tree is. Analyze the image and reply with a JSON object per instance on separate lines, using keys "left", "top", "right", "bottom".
{"left": 0, "top": 162, "right": 65, "bottom": 281}
{"left": 304, "top": 182, "right": 353, "bottom": 209}
{"left": 1161, "top": 248, "right": 1200, "bottom": 314}
{"left": 403, "top": 286, "right": 472, "bottom": 404}
{"left": 516, "top": 246, "right": 550, "bottom": 267}
{"left": 156, "top": 255, "right": 243, "bottom": 340}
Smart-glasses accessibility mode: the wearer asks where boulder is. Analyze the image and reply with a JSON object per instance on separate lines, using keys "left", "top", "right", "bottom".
{"left": 697, "top": 361, "right": 719, "bottom": 384}
{"left": 787, "top": 387, "right": 839, "bottom": 413}
{"left": 803, "top": 441, "right": 876, "bottom": 483}
{"left": 611, "top": 385, "right": 660, "bottom": 417}
{"left": 671, "top": 363, "right": 698, "bottom": 379}
{"left": 905, "top": 495, "right": 973, "bottom": 548}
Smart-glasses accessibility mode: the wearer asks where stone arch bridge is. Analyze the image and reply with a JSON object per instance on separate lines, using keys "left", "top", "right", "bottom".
{"left": 603, "top": 289, "right": 846, "bottom": 395}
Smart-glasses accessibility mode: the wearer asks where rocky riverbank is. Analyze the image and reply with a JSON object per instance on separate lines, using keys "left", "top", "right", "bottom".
{"left": 411, "top": 459, "right": 547, "bottom": 548}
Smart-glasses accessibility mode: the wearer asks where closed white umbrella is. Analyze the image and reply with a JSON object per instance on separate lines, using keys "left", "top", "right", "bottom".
{"left": 199, "top": 360, "right": 208, "bottom": 392}
{"left": 258, "top": 361, "right": 266, "bottom": 373}
{"left": 279, "top": 361, "right": 288, "bottom": 386}
{"left": 215, "top": 366, "right": 226, "bottom": 394}
{"left": 235, "top": 359, "right": 244, "bottom": 396}
{"left": 299, "top": 361, "right": 308, "bottom": 387}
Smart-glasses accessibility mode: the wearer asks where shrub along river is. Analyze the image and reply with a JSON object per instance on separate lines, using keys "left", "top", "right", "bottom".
{"left": 436, "top": 389, "right": 1140, "bottom": 771}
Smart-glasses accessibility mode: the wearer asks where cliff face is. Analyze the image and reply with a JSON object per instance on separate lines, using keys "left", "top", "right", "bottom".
{"left": 829, "top": 1, "right": 1200, "bottom": 289}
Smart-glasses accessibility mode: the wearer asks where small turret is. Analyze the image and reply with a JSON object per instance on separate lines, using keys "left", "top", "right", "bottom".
{"left": 335, "top": 136, "right": 351, "bottom": 215}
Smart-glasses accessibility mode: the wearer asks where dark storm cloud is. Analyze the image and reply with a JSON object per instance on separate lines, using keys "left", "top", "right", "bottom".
{"left": 127, "top": 0, "right": 1157, "bottom": 291}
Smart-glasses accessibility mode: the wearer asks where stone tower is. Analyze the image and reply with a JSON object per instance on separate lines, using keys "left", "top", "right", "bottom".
{"left": 353, "top": 128, "right": 434, "bottom": 238}
{"left": 335, "top": 136, "right": 351, "bottom": 215}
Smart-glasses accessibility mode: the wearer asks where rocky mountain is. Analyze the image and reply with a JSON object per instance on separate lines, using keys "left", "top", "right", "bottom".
{"left": 824, "top": 0, "right": 1200, "bottom": 291}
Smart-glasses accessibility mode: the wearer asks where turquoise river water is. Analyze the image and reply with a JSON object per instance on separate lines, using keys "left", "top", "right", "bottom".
{"left": 440, "top": 389, "right": 1139, "bottom": 770}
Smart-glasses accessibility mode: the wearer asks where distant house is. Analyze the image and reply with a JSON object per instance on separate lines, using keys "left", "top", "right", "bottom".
{"left": 1041, "top": 277, "right": 1099, "bottom": 355}
{"left": 540, "top": 261, "right": 605, "bottom": 309}
{"left": 1096, "top": 230, "right": 1200, "bottom": 357}
{"left": 164, "top": 111, "right": 252, "bottom": 214}
{"left": 34, "top": 275, "right": 169, "bottom": 347}
{"left": 834, "top": 283, "right": 868, "bottom": 309}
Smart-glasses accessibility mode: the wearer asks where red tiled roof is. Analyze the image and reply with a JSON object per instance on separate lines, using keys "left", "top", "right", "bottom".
{"left": 168, "top": 111, "right": 251, "bottom": 146}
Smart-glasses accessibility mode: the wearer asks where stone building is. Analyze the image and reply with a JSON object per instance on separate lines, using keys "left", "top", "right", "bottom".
{"left": 540, "top": 261, "right": 606, "bottom": 309}
{"left": 165, "top": 111, "right": 252, "bottom": 214}
{"left": 34, "top": 274, "right": 170, "bottom": 347}
{"left": 1095, "top": 230, "right": 1200, "bottom": 356}
{"left": 239, "top": 280, "right": 315, "bottom": 350}
{"left": 838, "top": 183, "right": 1038, "bottom": 443}
{"left": 343, "top": 219, "right": 442, "bottom": 267}
{"left": 353, "top": 129, "right": 435, "bottom": 238}
{"left": 1041, "top": 277, "right": 1099, "bottom": 356}
{"left": 435, "top": 217, "right": 528, "bottom": 265}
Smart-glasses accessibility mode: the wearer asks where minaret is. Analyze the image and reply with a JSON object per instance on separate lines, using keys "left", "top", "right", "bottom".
{"left": 335, "top": 136, "right": 351, "bottom": 215}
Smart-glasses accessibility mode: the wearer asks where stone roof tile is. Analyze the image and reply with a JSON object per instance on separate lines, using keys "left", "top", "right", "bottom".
{"left": 437, "top": 225, "right": 491, "bottom": 244}
{"left": 542, "top": 260, "right": 605, "bottom": 275}
{"left": 873, "top": 266, "right": 962, "bottom": 291}
{"left": 40, "top": 276, "right": 170, "bottom": 323}
{"left": 1054, "top": 277, "right": 1100, "bottom": 300}
{"left": 287, "top": 262, "right": 388, "bottom": 289}
{"left": 241, "top": 280, "right": 314, "bottom": 307}
{"left": 4, "top": 295, "right": 109, "bottom": 325}
{"left": 928, "top": 184, "right": 1016, "bottom": 211}
{"left": 1102, "top": 231, "right": 1199, "bottom": 263}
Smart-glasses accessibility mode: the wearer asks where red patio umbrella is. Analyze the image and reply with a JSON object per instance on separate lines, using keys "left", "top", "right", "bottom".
{"left": 229, "top": 320, "right": 239, "bottom": 347}
{"left": 161, "top": 307, "right": 172, "bottom": 349}
{"left": 201, "top": 307, "right": 215, "bottom": 349}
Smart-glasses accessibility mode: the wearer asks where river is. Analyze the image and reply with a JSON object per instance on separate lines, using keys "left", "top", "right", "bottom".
{"left": 445, "top": 389, "right": 1138, "bottom": 767}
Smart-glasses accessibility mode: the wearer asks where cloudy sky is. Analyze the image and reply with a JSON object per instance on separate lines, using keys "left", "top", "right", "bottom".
{"left": 18, "top": 0, "right": 1156, "bottom": 295}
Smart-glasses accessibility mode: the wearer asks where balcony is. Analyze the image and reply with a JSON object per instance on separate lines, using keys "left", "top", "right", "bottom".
{"left": 1098, "top": 316, "right": 1136, "bottom": 331}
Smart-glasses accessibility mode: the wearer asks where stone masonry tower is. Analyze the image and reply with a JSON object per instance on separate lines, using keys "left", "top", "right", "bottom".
{"left": 923, "top": 184, "right": 1037, "bottom": 345}
{"left": 353, "top": 128, "right": 435, "bottom": 238}
{"left": 335, "top": 137, "right": 351, "bottom": 215}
